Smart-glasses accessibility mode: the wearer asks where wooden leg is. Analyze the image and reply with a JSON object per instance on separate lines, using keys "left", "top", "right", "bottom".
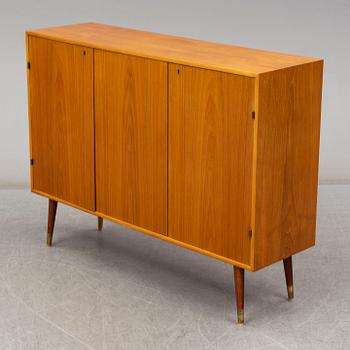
{"left": 98, "top": 217, "right": 103, "bottom": 231}
{"left": 233, "top": 266, "right": 245, "bottom": 324}
{"left": 47, "top": 199, "right": 57, "bottom": 246}
{"left": 283, "top": 256, "right": 294, "bottom": 300}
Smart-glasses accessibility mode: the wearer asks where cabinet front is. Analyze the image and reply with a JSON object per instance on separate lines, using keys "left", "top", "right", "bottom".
{"left": 28, "top": 36, "right": 95, "bottom": 211}
{"left": 94, "top": 51, "right": 167, "bottom": 235}
{"left": 168, "top": 64, "right": 254, "bottom": 265}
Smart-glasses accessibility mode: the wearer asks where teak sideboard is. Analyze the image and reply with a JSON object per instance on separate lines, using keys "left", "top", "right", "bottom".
{"left": 25, "top": 22, "right": 323, "bottom": 324}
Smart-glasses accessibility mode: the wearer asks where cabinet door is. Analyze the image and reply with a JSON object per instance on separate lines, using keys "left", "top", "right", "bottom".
{"left": 168, "top": 64, "right": 254, "bottom": 265}
{"left": 28, "top": 36, "right": 94, "bottom": 211}
{"left": 94, "top": 51, "right": 167, "bottom": 235}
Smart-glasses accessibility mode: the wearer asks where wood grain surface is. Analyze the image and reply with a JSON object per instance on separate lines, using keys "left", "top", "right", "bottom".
{"left": 253, "top": 61, "right": 323, "bottom": 270}
{"left": 28, "top": 36, "right": 95, "bottom": 211}
{"left": 168, "top": 64, "right": 254, "bottom": 265}
{"left": 94, "top": 50, "right": 167, "bottom": 235}
{"left": 26, "top": 22, "right": 321, "bottom": 77}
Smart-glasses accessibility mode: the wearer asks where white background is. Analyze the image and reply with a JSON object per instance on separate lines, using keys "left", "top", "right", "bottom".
{"left": 1, "top": 0, "right": 349, "bottom": 187}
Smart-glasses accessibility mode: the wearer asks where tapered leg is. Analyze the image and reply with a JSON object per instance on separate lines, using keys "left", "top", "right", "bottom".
{"left": 233, "top": 266, "right": 245, "bottom": 324}
{"left": 283, "top": 256, "right": 294, "bottom": 300}
{"left": 47, "top": 199, "right": 57, "bottom": 246}
{"left": 98, "top": 217, "right": 103, "bottom": 231}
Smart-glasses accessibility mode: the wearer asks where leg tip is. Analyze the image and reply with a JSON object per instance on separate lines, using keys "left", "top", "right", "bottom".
{"left": 47, "top": 234, "right": 53, "bottom": 247}
{"left": 287, "top": 285, "right": 294, "bottom": 300}
{"left": 237, "top": 309, "right": 244, "bottom": 324}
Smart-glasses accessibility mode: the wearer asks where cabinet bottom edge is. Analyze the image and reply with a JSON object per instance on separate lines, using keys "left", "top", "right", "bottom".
{"left": 31, "top": 188, "right": 253, "bottom": 271}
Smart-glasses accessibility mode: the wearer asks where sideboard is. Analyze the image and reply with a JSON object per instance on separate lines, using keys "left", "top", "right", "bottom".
{"left": 25, "top": 22, "right": 323, "bottom": 323}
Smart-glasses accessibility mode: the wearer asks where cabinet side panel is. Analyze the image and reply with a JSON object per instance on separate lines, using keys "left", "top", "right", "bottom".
{"left": 26, "top": 34, "right": 33, "bottom": 189}
{"left": 28, "top": 36, "right": 95, "bottom": 211}
{"left": 94, "top": 50, "right": 167, "bottom": 235}
{"left": 254, "top": 61, "right": 323, "bottom": 270}
{"left": 168, "top": 64, "right": 255, "bottom": 266}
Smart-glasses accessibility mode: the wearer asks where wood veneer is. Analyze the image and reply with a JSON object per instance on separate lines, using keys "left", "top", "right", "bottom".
{"left": 94, "top": 50, "right": 167, "bottom": 235}
{"left": 254, "top": 62, "right": 323, "bottom": 270}
{"left": 28, "top": 36, "right": 95, "bottom": 211}
{"left": 26, "top": 22, "right": 318, "bottom": 77}
{"left": 168, "top": 64, "right": 254, "bottom": 265}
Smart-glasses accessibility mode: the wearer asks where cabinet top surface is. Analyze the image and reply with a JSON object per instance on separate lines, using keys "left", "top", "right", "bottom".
{"left": 26, "top": 22, "right": 321, "bottom": 77}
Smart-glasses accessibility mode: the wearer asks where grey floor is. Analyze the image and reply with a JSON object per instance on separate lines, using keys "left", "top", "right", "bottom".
{"left": 0, "top": 186, "right": 349, "bottom": 350}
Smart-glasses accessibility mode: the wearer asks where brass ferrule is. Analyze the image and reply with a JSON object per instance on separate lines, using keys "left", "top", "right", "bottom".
{"left": 237, "top": 309, "right": 244, "bottom": 324}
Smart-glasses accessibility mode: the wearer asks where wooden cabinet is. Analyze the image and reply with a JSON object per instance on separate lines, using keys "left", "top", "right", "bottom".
{"left": 26, "top": 23, "right": 323, "bottom": 324}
